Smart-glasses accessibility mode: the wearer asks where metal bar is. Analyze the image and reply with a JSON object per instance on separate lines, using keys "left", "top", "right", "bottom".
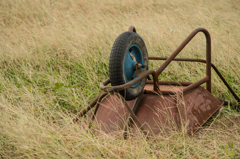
{"left": 101, "top": 78, "right": 110, "bottom": 86}
{"left": 182, "top": 76, "right": 209, "bottom": 93}
{"left": 211, "top": 64, "right": 240, "bottom": 103}
{"left": 116, "top": 93, "right": 147, "bottom": 137}
{"left": 131, "top": 91, "right": 144, "bottom": 113}
{"left": 146, "top": 80, "right": 192, "bottom": 86}
{"left": 155, "top": 28, "right": 211, "bottom": 93}
{"left": 73, "top": 92, "right": 108, "bottom": 122}
{"left": 123, "top": 91, "right": 144, "bottom": 139}
{"left": 148, "top": 57, "right": 206, "bottom": 63}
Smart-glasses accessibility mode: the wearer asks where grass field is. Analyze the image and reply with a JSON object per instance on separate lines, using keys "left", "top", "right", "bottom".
{"left": 0, "top": 0, "right": 240, "bottom": 158}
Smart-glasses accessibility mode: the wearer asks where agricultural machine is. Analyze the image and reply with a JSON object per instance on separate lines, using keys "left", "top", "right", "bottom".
{"left": 73, "top": 26, "right": 239, "bottom": 137}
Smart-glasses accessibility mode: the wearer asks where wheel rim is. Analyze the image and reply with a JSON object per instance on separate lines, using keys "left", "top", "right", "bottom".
{"left": 124, "top": 44, "right": 144, "bottom": 88}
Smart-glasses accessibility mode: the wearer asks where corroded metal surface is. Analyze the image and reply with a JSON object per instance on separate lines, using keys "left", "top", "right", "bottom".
{"left": 93, "top": 86, "right": 223, "bottom": 136}
{"left": 132, "top": 94, "right": 179, "bottom": 136}
{"left": 181, "top": 86, "right": 223, "bottom": 134}
{"left": 93, "top": 94, "right": 136, "bottom": 134}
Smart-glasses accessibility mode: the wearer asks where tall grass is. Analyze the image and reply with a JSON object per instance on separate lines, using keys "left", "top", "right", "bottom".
{"left": 0, "top": 0, "right": 240, "bottom": 158}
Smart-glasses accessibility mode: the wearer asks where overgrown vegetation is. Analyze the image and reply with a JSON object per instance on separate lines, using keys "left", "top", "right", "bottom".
{"left": 0, "top": 0, "right": 240, "bottom": 158}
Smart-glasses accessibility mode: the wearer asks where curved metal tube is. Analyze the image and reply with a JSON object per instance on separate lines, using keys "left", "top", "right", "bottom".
{"left": 155, "top": 28, "right": 211, "bottom": 93}
{"left": 128, "top": 25, "right": 137, "bottom": 33}
{"left": 100, "top": 70, "right": 159, "bottom": 92}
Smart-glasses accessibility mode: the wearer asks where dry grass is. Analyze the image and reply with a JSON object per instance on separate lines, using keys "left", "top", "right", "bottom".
{"left": 0, "top": 0, "right": 240, "bottom": 158}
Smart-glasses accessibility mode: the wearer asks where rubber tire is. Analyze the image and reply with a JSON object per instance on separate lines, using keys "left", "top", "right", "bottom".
{"left": 109, "top": 31, "right": 148, "bottom": 101}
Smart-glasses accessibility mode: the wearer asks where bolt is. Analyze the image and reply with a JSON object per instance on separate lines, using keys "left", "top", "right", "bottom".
{"left": 137, "top": 63, "right": 146, "bottom": 69}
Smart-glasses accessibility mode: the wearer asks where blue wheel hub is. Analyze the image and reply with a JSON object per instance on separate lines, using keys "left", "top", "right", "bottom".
{"left": 124, "top": 44, "right": 144, "bottom": 88}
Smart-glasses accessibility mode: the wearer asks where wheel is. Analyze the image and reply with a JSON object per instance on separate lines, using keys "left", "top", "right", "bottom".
{"left": 109, "top": 31, "right": 148, "bottom": 100}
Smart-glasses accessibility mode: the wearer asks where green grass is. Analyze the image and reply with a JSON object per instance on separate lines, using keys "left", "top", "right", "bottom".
{"left": 0, "top": 0, "right": 240, "bottom": 158}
